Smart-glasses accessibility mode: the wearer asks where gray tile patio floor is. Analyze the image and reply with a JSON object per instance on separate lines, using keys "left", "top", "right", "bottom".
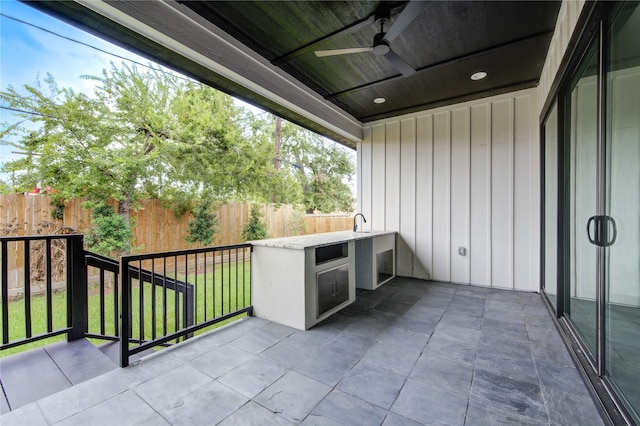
{"left": 0, "top": 278, "right": 605, "bottom": 425}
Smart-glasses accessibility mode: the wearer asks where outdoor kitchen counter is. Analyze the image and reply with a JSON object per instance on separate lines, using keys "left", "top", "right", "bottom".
{"left": 251, "top": 230, "right": 396, "bottom": 330}
{"left": 250, "top": 230, "right": 395, "bottom": 250}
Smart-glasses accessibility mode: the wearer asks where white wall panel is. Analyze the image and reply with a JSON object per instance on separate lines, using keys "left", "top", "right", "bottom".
{"left": 359, "top": 128, "right": 372, "bottom": 227}
{"left": 360, "top": 88, "right": 539, "bottom": 291}
{"left": 514, "top": 95, "right": 537, "bottom": 291}
{"left": 357, "top": 140, "right": 362, "bottom": 219}
{"left": 450, "top": 108, "right": 471, "bottom": 284}
{"left": 398, "top": 118, "right": 417, "bottom": 277}
{"left": 415, "top": 115, "right": 433, "bottom": 279}
{"left": 371, "top": 124, "right": 386, "bottom": 230}
{"left": 385, "top": 121, "right": 401, "bottom": 231}
{"left": 470, "top": 104, "right": 491, "bottom": 286}
{"left": 432, "top": 111, "right": 451, "bottom": 282}
{"left": 491, "top": 99, "right": 514, "bottom": 289}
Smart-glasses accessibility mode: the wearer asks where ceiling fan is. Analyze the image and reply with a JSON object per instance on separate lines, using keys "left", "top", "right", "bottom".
{"left": 314, "top": 1, "right": 427, "bottom": 77}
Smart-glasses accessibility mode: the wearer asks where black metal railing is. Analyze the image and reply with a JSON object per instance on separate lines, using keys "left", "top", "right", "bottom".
{"left": 2, "top": 235, "right": 251, "bottom": 365}
{"left": 83, "top": 251, "right": 120, "bottom": 342}
{"left": 119, "top": 243, "right": 252, "bottom": 367}
{"left": 84, "top": 251, "right": 195, "bottom": 346}
{"left": 0, "top": 234, "right": 85, "bottom": 350}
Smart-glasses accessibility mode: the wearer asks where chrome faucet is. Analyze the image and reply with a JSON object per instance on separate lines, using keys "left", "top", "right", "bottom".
{"left": 353, "top": 213, "right": 367, "bottom": 232}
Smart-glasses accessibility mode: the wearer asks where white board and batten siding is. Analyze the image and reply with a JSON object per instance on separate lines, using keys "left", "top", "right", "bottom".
{"left": 357, "top": 88, "right": 540, "bottom": 292}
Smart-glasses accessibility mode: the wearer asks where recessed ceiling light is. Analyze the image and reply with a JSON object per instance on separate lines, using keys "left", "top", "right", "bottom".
{"left": 374, "top": 97, "right": 386, "bottom": 104}
{"left": 471, "top": 71, "right": 487, "bottom": 81}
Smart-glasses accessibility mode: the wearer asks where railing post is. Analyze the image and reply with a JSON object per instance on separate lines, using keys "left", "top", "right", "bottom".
{"left": 120, "top": 256, "right": 130, "bottom": 368}
{"left": 68, "top": 235, "right": 87, "bottom": 341}
{"left": 1, "top": 240, "right": 9, "bottom": 345}
{"left": 186, "top": 284, "right": 195, "bottom": 339}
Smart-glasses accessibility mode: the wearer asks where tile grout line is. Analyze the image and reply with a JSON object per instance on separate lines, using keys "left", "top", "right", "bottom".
{"left": 0, "top": 377, "right": 11, "bottom": 412}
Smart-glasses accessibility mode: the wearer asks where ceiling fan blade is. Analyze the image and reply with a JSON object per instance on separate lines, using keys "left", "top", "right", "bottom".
{"left": 384, "top": 50, "right": 416, "bottom": 77}
{"left": 384, "top": 0, "right": 428, "bottom": 42}
{"left": 314, "top": 47, "right": 372, "bottom": 57}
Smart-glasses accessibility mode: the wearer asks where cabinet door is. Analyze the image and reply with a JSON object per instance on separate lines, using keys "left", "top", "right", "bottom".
{"left": 334, "top": 264, "right": 349, "bottom": 300}
{"left": 317, "top": 264, "right": 349, "bottom": 317}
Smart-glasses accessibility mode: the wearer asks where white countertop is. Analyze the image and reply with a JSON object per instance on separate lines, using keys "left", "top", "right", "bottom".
{"left": 250, "top": 230, "right": 395, "bottom": 250}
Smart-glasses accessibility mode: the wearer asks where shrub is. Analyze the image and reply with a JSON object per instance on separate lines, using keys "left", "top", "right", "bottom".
{"left": 85, "top": 202, "right": 133, "bottom": 257}
{"left": 242, "top": 204, "right": 268, "bottom": 241}
{"left": 186, "top": 203, "right": 219, "bottom": 246}
{"left": 287, "top": 206, "right": 306, "bottom": 236}
{"left": 51, "top": 200, "right": 65, "bottom": 220}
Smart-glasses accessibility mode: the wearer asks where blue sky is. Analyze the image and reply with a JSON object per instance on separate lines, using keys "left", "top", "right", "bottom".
{"left": 1, "top": 1, "right": 145, "bottom": 92}
{"left": 0, "top": 0, "right": 156, "bottom": 174}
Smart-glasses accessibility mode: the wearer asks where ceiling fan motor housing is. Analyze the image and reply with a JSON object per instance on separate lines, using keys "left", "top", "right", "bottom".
{"left": 373, "top": 33, "right": 391, "bottom": 55}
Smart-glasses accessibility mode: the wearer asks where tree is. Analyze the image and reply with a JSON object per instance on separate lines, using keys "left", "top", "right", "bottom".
{"left": 186, "top": 202, "right": 219, "bottom": 246}
{"left": 242, "top": 204, "right": 269, "bottom": 241}
{"left": 287, "top": 206, "right": 307, "bottom": 236}
{"left": 0, "top": 180, "right": 11, "bottom": 194}
{"left": 282, "top": 121, "right": 355, "bottom": 213}
{"left": 1, "top": 63, "right": 300, "bottom": 252}
{"left": 251, "top": 116, "right": 355, "bottom": 214}
{"left": 84, "top": 201, "right": 133, "bottom": 257}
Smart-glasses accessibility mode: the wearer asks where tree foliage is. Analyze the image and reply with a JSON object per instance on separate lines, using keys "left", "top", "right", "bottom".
{"left": 0, "top": 180, "right": 11, "bottom": 194}
{"left": 1, "top": 62, "right": 356, "bottom": 253}
{"left": 242, "top": 204, "right": 269, "bottom": 241}
{"left": 0, "top": 63, "right": 299, "bottom": 216}
{"left": 186, "top": 203, "right": 219, "bottom": 246}
{"left": 287, "top": 206, "right": 307, "bottom": 236}
{"left": 84, "top": 201, "right": 133, "bottom": 257}
{"left": 250, "top": 116, "right": 355, "bottom": 213}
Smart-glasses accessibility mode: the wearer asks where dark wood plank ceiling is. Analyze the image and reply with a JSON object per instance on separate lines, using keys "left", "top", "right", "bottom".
{"left": 179, "top": 1, "right": 561, "bottom": 122}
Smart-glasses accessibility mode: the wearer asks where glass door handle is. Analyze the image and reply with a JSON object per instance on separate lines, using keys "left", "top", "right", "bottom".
{"left": 604, "top": 216, "right": 617, "bottom": 247}
{"left": 586, "top": 215, "right": 617, "bottom": 246}
{"left": 587, "top": 216, "right": 597, "bottom": 245}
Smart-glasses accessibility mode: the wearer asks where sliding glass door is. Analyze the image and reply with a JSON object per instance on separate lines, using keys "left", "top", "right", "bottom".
{"left": 604, "top": 2, "right": 640, "bottom": 417}
{"left": 543, "top": 2, "right": 639, "bottom": 422}
{"left": 565, "top": 41, "right": 600, "bottom": 358}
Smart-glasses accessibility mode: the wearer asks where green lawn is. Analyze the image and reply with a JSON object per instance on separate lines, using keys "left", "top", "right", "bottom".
{"left": 0, "top": 292, "right": 70, "bottom": 357}
{"left": 0, "top": 260, "right": 251, "bottom": 358}
{"left": 127, "top": 259, "right": 251, "bottom": 345}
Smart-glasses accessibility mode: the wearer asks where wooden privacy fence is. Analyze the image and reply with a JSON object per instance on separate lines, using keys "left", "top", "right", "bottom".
{"left": 0, "top": 194, "right": 353, "bottom": 248}
{"left": 0, "top": 194, "right": 353, "bottom": 295}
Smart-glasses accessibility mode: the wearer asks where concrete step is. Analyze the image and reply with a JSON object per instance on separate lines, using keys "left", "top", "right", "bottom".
{"left": 98, "top": 341, "right": 156, "bottom": 366}
{"left": 0, "top": 339, "right": 118, "bottom": 413}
